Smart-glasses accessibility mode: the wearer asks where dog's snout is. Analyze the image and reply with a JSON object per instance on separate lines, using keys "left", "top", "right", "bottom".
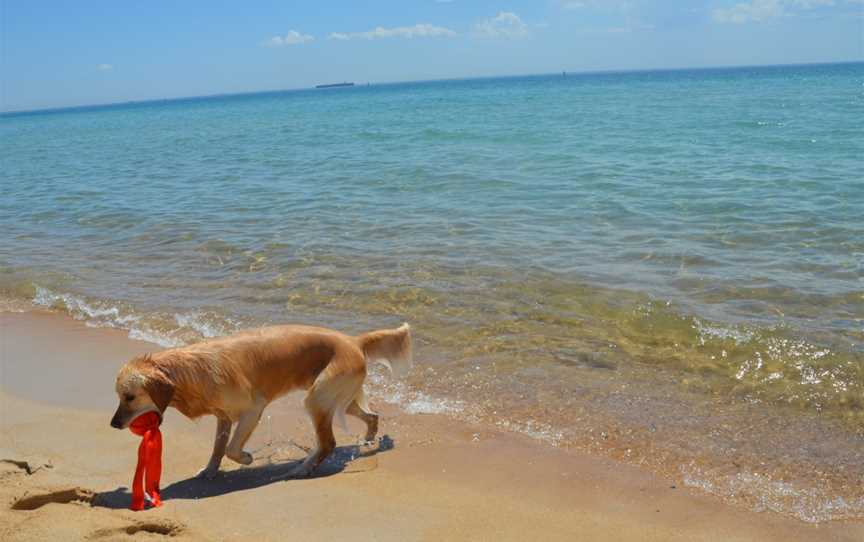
{"left": 110, "top": 410, "right": 124, "bottom": 429}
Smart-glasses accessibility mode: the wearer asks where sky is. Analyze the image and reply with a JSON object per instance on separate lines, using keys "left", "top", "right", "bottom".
{"left": 1, "top": 0, "right": 862, "bottom": 111}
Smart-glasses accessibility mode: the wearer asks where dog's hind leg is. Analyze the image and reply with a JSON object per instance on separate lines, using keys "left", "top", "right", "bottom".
{"left": 291, "top": 401, "right": 335, "bottom": 477}
{"left": 290, "top": 373, "right": 362, "bottom": 477}
{"left": 226, "top": 399, "right": 266, "bottom": 466}
{"left": 197, "top": 416, "right": 232, "bottom": 479}
{"left": 346, "top": 388, "right": 378, "bottom": 443}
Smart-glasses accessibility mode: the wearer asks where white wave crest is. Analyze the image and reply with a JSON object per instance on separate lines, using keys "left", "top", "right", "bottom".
{"left": 174, "top": 311, "right": 235, "bottom": 339}
{"left": 680, "top": 461, "right": 864, "bottom": 523}
{"left": 33, "top": 285, "right": 138, "bottom": 325}
{"left": 30, "top": 285, "right": 231, "bottom": 348}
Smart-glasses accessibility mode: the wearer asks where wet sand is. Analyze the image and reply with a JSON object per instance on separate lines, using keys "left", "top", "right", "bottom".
{"left": 1, "top": 311, "right": 861, "bottom": 541}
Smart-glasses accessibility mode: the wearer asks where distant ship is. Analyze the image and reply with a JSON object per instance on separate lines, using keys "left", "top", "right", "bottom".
{"left": 315, "top": 82, "right": 355, "bottom": 89}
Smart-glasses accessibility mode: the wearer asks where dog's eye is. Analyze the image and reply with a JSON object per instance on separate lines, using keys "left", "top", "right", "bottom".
{"left": 124, "top": 394, "right": 135, "bottom": 402}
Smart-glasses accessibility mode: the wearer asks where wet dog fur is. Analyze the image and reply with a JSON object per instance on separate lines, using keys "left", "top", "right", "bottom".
{"left": 110, "top": 323, "right": 411, "bottom": 478}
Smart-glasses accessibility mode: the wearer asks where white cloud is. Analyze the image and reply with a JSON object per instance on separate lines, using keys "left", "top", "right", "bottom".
{"left": 558, "top": 0, "right": 633, "bottom": 10}
{"left": 474, "top": 12, "right": 530, "bottom": 39}
{"left": 712, "top": 0, "right": 785, "bottom": 22}
{"left": 328, "top": 23, "right": 456, "bottom": 40}
{"left": 789, "top": 0, "right": 835, "bottom": 7}
{"left": 263, "top": 30, "right": 314, "bottom": 47}
{"left": 558, "top": 1, "right": 653, "bottom": 33}
{"left": 712, "top": 0, "right": 837, "bottom": 24}
{"left": 97, "top": 63, "right": 113, "bottom": 71}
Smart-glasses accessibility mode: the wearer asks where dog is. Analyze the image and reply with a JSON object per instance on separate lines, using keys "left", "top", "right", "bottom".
{"left": 110, "top": 323, "right": 411, "bottom": 478}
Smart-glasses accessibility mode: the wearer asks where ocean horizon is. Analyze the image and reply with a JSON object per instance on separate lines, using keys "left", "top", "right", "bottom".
{"left": 2, "top": 60, "right": 863, "bottom": 522}
{"left": 3, "top": 60, "right": 861, "bottom": 116}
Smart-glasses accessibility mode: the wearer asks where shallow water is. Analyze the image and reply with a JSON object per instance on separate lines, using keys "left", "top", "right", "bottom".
{"left": 2, "top": 62, "right": 863, "bottom": 522}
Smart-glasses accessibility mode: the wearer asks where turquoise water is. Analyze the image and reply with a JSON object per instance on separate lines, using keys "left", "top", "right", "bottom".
{"left": 2, "top": 62, "right": 863, "bottom": 521}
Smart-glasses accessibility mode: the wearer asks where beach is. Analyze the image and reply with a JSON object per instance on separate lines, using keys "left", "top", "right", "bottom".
{"left": 2, "top": 310, "right": 861, "bottom": 541}
{"left": 4, "top": 0, "right": 864, "bottom": 537}
{"left": 2, "top": 62, "right": 863, "bottom": 538}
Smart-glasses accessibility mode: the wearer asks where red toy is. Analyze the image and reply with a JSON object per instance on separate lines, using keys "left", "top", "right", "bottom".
{"left": 128, "top": 411, "right": 163, "bottom": 511}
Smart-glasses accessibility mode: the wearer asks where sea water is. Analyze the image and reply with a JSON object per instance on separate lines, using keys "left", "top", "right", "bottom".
{"left": 2, "top": 62, "right": 863, "bottom": 521}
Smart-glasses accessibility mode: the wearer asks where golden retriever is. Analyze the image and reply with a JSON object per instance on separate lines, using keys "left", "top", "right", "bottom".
{"left": 110, "top": 323, "right": 411, "bottom": 478}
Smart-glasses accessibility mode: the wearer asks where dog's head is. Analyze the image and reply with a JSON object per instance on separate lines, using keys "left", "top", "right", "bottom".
{"left": 110, "top": 354, "right": 174, "bottom": 429}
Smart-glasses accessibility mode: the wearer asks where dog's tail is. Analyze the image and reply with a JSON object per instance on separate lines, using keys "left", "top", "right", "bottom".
{"left": 354, "top": 323, "right": 413, "bottom": 378}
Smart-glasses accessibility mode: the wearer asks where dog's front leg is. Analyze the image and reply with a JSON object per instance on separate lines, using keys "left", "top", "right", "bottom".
{"left": 226, "top": 400, "right": 266, "bottom": 466}
{"left": 196, "top": 417, "right": 232, "bottom": 479}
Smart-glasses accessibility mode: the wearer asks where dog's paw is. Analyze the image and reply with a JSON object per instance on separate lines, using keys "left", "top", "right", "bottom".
{"left": 358, "top": 437, "right": 377, "bottom": 448}
{"left": 195, "top": 466, "right": 220, "bottom": 480}
{"left": 227, "top": 451, "right": 253, "bottom": 466}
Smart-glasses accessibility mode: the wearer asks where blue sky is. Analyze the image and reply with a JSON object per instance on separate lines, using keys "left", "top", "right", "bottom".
{"left": 1, "top": 0, "right": 861, "bottom": 111}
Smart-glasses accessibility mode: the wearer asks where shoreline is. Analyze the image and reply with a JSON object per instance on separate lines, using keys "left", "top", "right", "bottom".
{"left": 2, "top": 310, "right": 862, "bottom": 540}
{"left": 6, "top": 286, "right": 864, "bottom": 524}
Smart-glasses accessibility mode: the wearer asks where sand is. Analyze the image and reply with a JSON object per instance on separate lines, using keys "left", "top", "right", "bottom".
{"left": 1, "top": 311, "right": 861, "bottom": 541}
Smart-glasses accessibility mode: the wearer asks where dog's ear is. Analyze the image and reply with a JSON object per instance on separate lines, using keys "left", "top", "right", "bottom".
{"left": 144, "top": 375, "right": 174, "bottom": 416}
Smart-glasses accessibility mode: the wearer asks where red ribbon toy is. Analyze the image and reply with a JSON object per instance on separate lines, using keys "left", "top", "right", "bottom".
{"left": 128, "top": 411, "right": 163, "bottom": 511}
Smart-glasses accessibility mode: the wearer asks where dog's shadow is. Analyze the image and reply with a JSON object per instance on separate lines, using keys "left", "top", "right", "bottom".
{"left": 94, "top": 436, "right": 394, "bottom": 509}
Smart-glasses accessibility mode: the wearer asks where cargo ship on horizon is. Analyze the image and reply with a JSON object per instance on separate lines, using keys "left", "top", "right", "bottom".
{"left": 315, "top": 82, "right": 355, "bottom": 89}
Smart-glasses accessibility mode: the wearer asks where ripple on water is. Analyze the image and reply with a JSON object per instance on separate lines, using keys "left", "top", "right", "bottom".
{"left": 2, "top": 63, "right": 863, "bottom": 522}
